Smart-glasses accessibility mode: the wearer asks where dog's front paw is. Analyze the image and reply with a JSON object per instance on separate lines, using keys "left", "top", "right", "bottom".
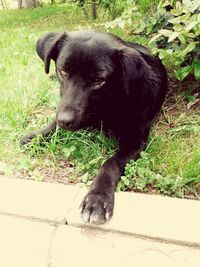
{"left": 20, "top": 132, "right": 37, "bottom": 145}
{"left": 80, "top": 191, "right": 114, "bottom": 224}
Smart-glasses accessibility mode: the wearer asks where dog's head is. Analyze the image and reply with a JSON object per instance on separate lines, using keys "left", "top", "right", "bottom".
{"left": 36, "top": 31, "right": 150, "bottom": 130}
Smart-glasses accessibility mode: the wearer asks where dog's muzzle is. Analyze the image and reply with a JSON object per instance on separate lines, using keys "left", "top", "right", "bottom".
{"left": 57, "top": 111, "right": 76, "bottom": 130}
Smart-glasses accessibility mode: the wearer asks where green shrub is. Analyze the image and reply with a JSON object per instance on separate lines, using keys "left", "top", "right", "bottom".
{"left": 74, "top": 0, "right": 127, "bottom": 20}
{"left": 150, "top": 0, "right": 200, "bottom": 81}
{"left": 100, "top": 0, "right": 127, "bottom": 19}
{"left": 106, "top": 0, "right": 200, "bottom": 81}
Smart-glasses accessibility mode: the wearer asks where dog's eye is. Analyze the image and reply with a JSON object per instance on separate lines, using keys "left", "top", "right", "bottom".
{"left": 59, "top": 69, "right": 69, "bottom": 77}
{"left": 92, "top": 79, "right": 106, "bottom": 90}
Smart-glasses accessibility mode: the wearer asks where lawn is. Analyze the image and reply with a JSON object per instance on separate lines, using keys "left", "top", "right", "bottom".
{"left": 0, "top": 3, "right": 199, "bottom": 199}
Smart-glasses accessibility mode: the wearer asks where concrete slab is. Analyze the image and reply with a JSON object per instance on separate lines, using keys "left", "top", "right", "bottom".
{"left": 1, "top": 211, "right": 200, "bottom": 267}
{"left": 50, "top": 225, "right": 200, "bottom": 267}
{"left": 0, "top": 176, "right": 80, "bottom": 223}
{"left": 0, "top": 176, "right": 200, "bottom": 250}
{"left": 0, "top": 214, "right": 56, "bottom": 267}
{"left": 67, "top": 188, "right": 200, "bottom": 248}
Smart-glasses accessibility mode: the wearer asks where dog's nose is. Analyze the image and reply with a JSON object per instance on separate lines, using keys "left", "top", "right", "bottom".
{"left": 57, "top": 112, "right": 75, "bottom": 129}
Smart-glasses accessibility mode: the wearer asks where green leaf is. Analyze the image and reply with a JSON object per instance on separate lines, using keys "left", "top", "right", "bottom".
{"left": 194, "top": 62, "right": 200, "bottom": 80}
{"left": 168, "top": 32, "right": 179, "bottom": 42}
{"left": 127, "top": 0, "right": 134, "bottom": 4}
{"left": 134, "top": 21, "right": 145, "bottom": 34}
{"left": 181, "top": 42, "right": 196, "bottom": 57}
{"left": 158, "top": 29, "right": 173, "bottom": 37}
{"left": 189, "top": 2, "right": 200, "bottom": 13}
{"left": 158, "top": 49, "right": 171, "bottom": 60}
{"left": 116, "top": 181, "right": 123, "bottom": 192}
{"left": 62, "top": 146, "right": 76, "bottom": 159}
{"left": 121, "top": 176, "right": 130, "bottom": 186}
{"left": 185, "top": 21, "right": 199, "bottom": 32}
{"left": 173, "top": 24, "right": 183, "bottom": 32}
{"left": 150, "top": 33, "right": 162, "bottom": 43}
{"left": 178, "top": 34, "right": 187, "bottom": 44}
{"left": 117, "top": 19, "right": 126, "bottom": 29}
{"left": 169, "top": 13, "right": 190, "bottom": 24}
{"left": 81, "top": 172, "right": 89, "bottom": 183}
{"left": 175, "top": 66, "right": 193, "bottom": 81}
{"left": 16, "top": 158, "right": 32, "bottom": 171}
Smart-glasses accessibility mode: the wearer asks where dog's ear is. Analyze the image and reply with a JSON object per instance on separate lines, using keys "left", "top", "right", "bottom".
{"left": 118, "top": 47, "right": 150, "bottom": 94}
{"left": 36, "top": 32, "right": 66, "bottom": 74}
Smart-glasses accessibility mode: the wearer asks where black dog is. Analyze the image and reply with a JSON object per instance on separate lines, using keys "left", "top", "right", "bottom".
{"left": 21, "top": 31, "right": 168, "bottom": 224}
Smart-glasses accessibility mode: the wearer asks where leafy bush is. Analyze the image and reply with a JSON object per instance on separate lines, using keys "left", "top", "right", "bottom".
{"left": 74, "top": 0, "right": 159, "bottom": 20}
{"left": 73, "top": 0, "right": 127, "bottom": 20}
{"left": 150, "top": 1, "right": 200, "bottom": 81}
{"left": 106, "top": 0, "right": 144, "bottom": 32}
{"left": 100, "top": 0, "right": 127, "bottom": 19}
{"left": 106, "top": 0, "right": 200, "bottom": 81}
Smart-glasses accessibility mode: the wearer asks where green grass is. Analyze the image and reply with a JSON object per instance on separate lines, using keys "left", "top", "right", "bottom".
{"left": 0, "top": 4, "right": 69, "bottom": 28}
{"left": 0, "top": 4, "right": 199, "bottom": 199}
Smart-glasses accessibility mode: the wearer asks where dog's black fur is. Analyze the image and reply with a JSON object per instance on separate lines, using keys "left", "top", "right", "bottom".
{"left": 21, "top": 31, "right": 168, "bottom": 224}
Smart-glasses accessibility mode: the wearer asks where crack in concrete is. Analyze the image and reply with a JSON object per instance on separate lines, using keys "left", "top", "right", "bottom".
{"left": 67, "top": 221, "right": 200, "bottom": 250}
{"left": 0, "top": 211, "right": 68, "bottom": 226}
{"left": 47, "top": 225, "right": 58, "bottom": 267}
{"left": 1, "top": 211, "right": 200, "bottom": 251}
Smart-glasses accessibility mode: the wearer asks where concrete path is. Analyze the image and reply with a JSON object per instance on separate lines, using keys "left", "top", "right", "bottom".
{"left": 0, "top": 176, "right": 200, "bottom": 267}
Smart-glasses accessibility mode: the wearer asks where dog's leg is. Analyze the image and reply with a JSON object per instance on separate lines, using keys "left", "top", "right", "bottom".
{"left": 80, "top": 128, "right": 150, "bottom": 224}
{"left": 21, "top": 119, "right": 57, "bottom": 145}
